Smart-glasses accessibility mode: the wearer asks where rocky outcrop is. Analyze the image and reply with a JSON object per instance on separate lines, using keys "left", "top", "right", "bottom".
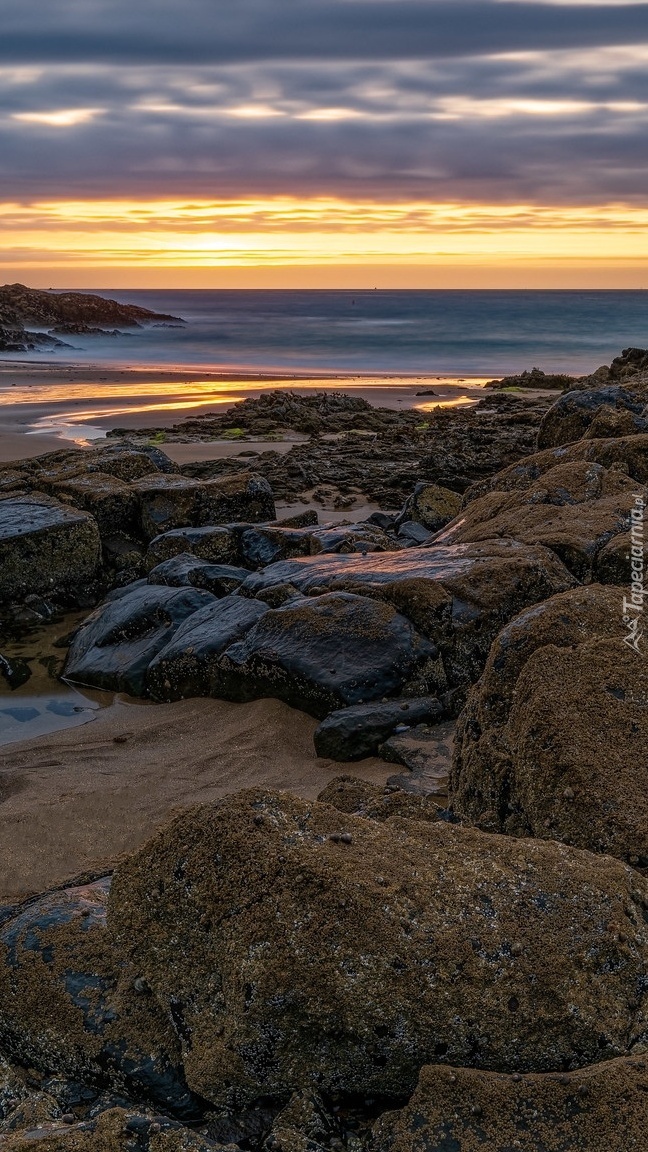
{"left": 108, "top": 789, "right": 648, "bottom": 1106}
{"left": 0, "top": 283, "right": 183, "bottom": 333}
{"left": 0, "top": 495, "right": 101, "bottom": 605}
{"left": 537, "top": 384, "right": 648, "bottom": 449}
{"left": 369, "top": 1058, "right": 648, "bottom": 1152}
{"left": 485, "top": 367, "right": 576, "bottom": 391}
{"left": 431, "top": 458, "right": 645, "bottom": 582}
{"left": 395, "top": 482, "right": 461, "bottom": 533}
{"left": 451, "top": 585, "right": 648, "bottom": 866}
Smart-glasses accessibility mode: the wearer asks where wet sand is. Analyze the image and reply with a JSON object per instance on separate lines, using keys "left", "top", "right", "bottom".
{"left": 0, "top": 360, "right": 488, "bottom": 461}
{"left": 0, "top": 695, "right": 391, "bottom": 902}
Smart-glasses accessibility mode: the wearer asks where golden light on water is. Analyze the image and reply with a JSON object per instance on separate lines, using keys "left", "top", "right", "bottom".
{"left": 2, "top": 197, "right": 648, "bottom": 278}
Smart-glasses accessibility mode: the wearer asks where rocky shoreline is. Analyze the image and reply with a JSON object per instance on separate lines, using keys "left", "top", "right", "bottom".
{"left": 0, "top": 284, "right": 183, "bottom": 353}
{"left": 1, "top": 347, "right": 648, "bottom": 1149}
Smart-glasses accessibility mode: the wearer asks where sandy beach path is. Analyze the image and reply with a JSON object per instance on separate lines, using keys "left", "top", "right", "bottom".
{"left": 0, "top": 696, "right": 391, "bottom": 902}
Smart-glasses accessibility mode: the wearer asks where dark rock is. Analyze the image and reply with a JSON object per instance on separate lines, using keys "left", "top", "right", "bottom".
{"left": 108, "top": 788, "right": 648, "bottom": 1106}
{"left": 369, "top": 1058, "right": 648, "bottom": 1152}
{"left": 147, "top": 595, "right": 269, "bottom": 702}
{"left": 196, "top": 473, "right": 276, "bottom": 527}
{"left": 147, "top": 554, "right": 250, "bottom": 596}
{"left": 0, "top": 496, "right": 101, "bottom": 605}
{"left": 64, "top": 584, "right": 216, "bottom": 695}
{"left": 239, "top": 540, "right": 575, "bottom": 691}
{"left": 451, "top": 585, "right": 648, "bottom": 865}
{"left": 218, "top": 592, "right": 441, "bottom": 718}
{"left": 0, "top": 655, "right": 32, "bottom": 691}
{"left": 396, "top": 521, "right": 432, "bottom": 545}
{"left": 130, "top": 475, "right": 205, "bottom": 540}
{"left": 313, "top": 697, "right": 443, "bottom": 761}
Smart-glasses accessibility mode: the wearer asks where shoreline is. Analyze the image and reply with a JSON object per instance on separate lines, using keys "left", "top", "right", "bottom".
{"left": 0, "top": 360, "right": 492, "bottom": 462}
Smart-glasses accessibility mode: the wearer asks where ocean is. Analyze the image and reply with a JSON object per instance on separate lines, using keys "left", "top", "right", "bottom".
{"left": 6, "top": 289, "right": 648, "bottom": 377}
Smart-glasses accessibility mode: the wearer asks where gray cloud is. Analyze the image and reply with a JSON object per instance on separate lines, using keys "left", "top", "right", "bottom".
{"left": 0, "top": 1, "right": 647, "bottom": 204}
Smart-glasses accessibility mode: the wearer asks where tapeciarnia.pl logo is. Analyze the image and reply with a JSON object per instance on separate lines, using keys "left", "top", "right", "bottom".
{"left": 623, "top": 494, "right": 646, "bottom": 654}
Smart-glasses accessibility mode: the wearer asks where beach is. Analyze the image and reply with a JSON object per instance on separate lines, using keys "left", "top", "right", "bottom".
{"left": 0, "top": 359, "right": 488, "bottom": 463}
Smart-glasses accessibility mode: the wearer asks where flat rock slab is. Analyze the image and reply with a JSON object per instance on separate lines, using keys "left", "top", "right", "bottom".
{"left": 381, "top": 719, "right": 456, "bottom": 796}
{"left": 0, "top": 495, "right": 101, "bottom": 603}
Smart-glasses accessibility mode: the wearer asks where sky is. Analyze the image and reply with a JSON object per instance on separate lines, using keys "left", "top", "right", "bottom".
{"left": 2, "top": 0, "right": 648, "bottom": 288}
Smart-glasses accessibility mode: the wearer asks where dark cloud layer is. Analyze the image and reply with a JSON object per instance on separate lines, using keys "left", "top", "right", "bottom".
{"left": 1, "top": 0, "right": 648, "bottom": 204}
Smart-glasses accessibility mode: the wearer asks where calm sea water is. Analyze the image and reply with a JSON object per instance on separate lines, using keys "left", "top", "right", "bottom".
{"left": 7, "top": 290, "right": 648, "bottom": 377}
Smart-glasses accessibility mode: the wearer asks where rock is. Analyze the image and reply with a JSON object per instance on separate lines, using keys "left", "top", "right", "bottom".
{"left": 380, "top": 718, "right": 455, "bottom": 796}
{"left": 0, "top": 283, "right": 183, "bottom": 330}
{"left": 313, "top": 697, "right": 443, "bottom": 761}
{"left": 317, "top": 776, "right": 446, "bottom": 824}
{"left": 451, "top": 585, "right": 648, "bottom": 865}
{"left": 2, "top": 1092, "right": 61, "bottom": 1131}
{"left": 240, "top": 540, "right": 575, "bottom": 691}
{"left": 48, "top": 473, "right": 139, "bottom": 540}
{"left": 147, "top": 595, "right": 269, "bottom": 702}
{"left": 147, "top": 554, "right": 250, "bottom": 596}
{"left": 237, "top": 523, "right": 393, "bottom": 569}
{"left": 432, "top": 459, "right": 645, "bottom": 581}
{"left": 0, "top": 880, "right": 202, "bottom": 1120}
{"left": 485, "top": 367, "right": 576, "bottom": 391}
{"left": 466, "top": 434, "right": 648, "bottom": 502}
{"left": 146, "top": 526, "right": 239, "bottom": 569}
{"left": 218, "top": 593, "right": 441, "bottom": 718}
{"left": 397, "top": 482, "right": 462, "bottom": 532}
{"left": 0, "top": 496, "right": 101, "bottom": 605}
{"left": 130, "top": 475, "right": 206, "bottom": 540}
{"left": 396, "top": 521, "right": 432, "bottom": 545}
{"left": 197, "top": 473, "right": 276, "bottom": 526}
{"left": 261, "top": 1091, "right": 341, "bottom": 1152}
{"left": 537, "top": 385, "right": 647, "bottom": 450}
{"left": 0, "top": 1107, "right": 221, "bottom": 1149}
{"left": 64, "top": 583, "right": 216, "bottom": 695}
{"left": 369, "top": 1057, "right": 648, "bottom": 1152}
{"left": 108, "top": 788, "right": 648, "bottom": 1106}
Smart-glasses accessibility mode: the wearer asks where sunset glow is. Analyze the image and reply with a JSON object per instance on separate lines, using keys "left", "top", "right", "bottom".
{"left": 3, "top": 197, "right": 648, "bottom": 284}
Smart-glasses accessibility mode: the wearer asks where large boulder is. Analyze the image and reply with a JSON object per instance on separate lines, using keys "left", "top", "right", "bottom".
{"left": 0, "top": 495, "right": 101, "bottom": 604}
{"left": 64, "top": 583, "right": 215, "bottom": 695}
{"left": 369, "top": 1058, "right": 648, "bottom": 1152}
{"left": 431, "top": 459, "right": 645, "bottom": 581}
{"left": 147, "top": 554, "right": 250, "bottom": 596}
{"left": 217, "top": 592, "right": 441, "bottom": 718}
{"left": 537, "top": 385, "right": 647, "bottom": 449}
{"left": 147, "top": 595, "right": 269, "bottom": 702}
{"left": 130, "top": 475, "right": 206, "bottom": 540}
{"left": 451, "top": 586, "right": 648, "bottom": 865}
{"left": 108, "top": 789, "right": 648, "bottom": 1107}
{"left": 239, "top": 540, "right": 575, "bottom": 690}
{"left": 0, "top": 879, "right": 202, "bottom": 1120}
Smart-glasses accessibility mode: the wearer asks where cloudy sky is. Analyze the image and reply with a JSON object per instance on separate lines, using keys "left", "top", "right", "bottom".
{"left": 2, "top": 0, "right": 648, "bottom": 287}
